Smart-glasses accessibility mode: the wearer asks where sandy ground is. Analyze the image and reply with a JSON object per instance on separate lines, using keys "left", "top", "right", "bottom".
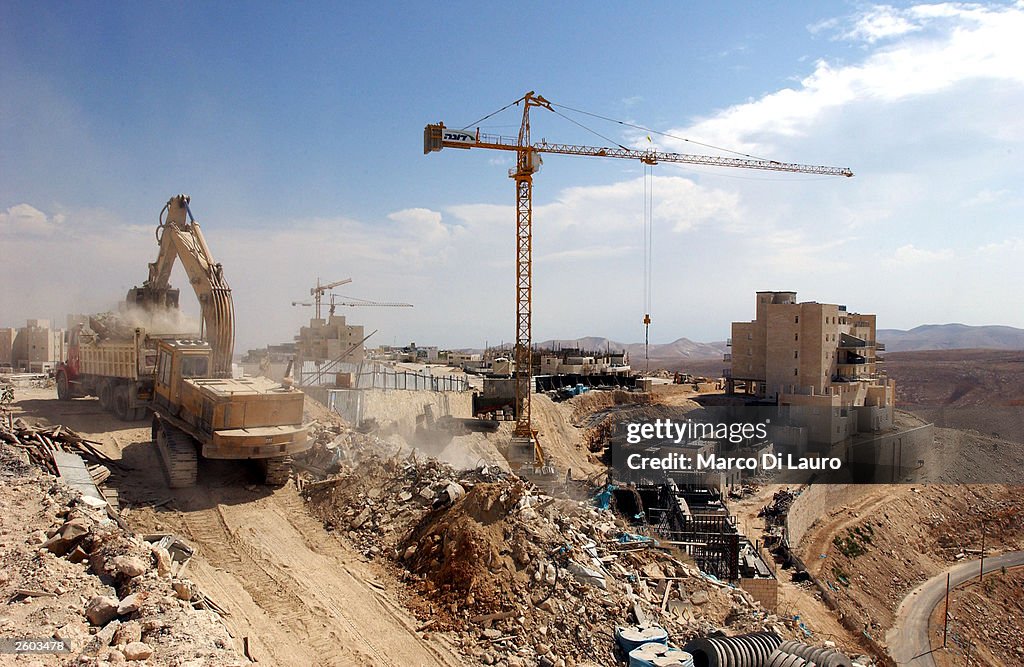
{"left": 8, "top": 386, "right": 463, "bottom": 667}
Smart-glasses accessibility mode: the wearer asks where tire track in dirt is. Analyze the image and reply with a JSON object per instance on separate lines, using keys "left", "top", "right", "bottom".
{"left": 179, "top": 506, "right": 351, "bottom": 665}
{"left": 181, "top": 499, "right": 406, "bottom": 667}
{"left": 270, "top": 490, "right": 463, "bottom": 667}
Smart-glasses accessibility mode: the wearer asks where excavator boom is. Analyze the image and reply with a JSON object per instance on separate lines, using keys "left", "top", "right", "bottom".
{"left": 128, "top": 195, "right": 235, "bottom": 377}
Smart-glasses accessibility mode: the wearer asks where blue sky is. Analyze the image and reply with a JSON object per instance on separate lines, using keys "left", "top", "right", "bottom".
{"left": 3, "top": 1, "right": 1023, "bottom": 353}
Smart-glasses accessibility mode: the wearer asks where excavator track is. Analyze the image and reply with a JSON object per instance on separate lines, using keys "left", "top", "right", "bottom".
{"left": 262, "top": 456, "right": 293, "bottom": 486}
{"left": 155, "top": 420, "right": 198, "bottom": 488}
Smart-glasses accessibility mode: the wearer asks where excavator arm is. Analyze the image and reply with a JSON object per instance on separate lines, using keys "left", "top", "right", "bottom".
{"left": 128, "top": 195, "right": 235, "bottom": 377}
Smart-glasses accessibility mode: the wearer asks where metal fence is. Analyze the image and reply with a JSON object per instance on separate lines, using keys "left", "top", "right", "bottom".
{"left": 299, "top": 360, "right": 467, "bottom": 392}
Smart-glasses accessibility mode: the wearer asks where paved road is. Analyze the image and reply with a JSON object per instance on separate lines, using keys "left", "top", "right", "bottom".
{"left": 886, "top": 550, "right": 1024, "bottom": 666}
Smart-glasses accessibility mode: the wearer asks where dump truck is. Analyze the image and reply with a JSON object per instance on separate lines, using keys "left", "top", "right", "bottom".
{"left": 58, "top": 194, "right": 309, "bottom": 487}
{"left": 56, "top": 319, "right": 191, "bottom": 421}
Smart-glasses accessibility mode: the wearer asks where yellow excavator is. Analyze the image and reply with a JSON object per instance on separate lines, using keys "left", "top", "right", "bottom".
{"left": 130, "top": 195, "right": 309, "bottom": 487}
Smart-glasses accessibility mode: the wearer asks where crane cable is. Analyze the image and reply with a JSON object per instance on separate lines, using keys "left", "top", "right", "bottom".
{"left": 549, "top": 101, "right": 774, "bottom": 162}
{"left": 643, "top": 163, "right": 654, "bottom": 373}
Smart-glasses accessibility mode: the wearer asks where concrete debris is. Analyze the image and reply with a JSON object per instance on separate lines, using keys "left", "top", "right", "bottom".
{"left": 302, "top": 440, "right": 831, "bottom": 666}
{"left": 0, "top": 431, "right": 244, "bottom": 666}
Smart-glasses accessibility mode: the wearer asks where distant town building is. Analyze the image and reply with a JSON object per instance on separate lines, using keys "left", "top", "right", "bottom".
{"left": 7, "top": 319, "right": 67, "bottom": 373}
{"left": 539, "top": 349, "right": 630, "bottom": 376}
{"left": 295, "top": 315, "right": 365, "bottom": 365}
{"left": 729, "top": 291, "right": 894, "bottom": 444}
{"left": 0, "top": 328, "right": 15, "bottom": 368}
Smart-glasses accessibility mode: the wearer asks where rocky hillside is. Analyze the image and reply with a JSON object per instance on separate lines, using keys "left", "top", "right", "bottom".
{"left": 878, "top": 324, "right": 1024, "bottom": 352}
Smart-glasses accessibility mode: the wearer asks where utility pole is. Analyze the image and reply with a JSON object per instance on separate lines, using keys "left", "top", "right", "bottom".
{"left": 979, "top": 519, "right": 987, "bottom": 582}
{"left": 943, "top": 572, "right": 950, "bottom": 648}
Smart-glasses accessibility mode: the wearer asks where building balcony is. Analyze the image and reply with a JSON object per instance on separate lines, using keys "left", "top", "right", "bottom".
{"left": 834, "top": 368, "right": 877, "bottom": 381}
{"left": 876, "top": 342, "right": 886, "bottom": 351}
{"left": 726, "top": 338, "right": 732, "bottom": 347}
{"left": 723, "top": 353, "right": 732, "bottom": 362}
{"left": 723, "top": 368, "right": 732, "bottom": 378}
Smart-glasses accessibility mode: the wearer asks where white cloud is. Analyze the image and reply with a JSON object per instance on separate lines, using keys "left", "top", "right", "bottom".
{"left": 963, "top": 188, "right": 1011, "bottom": 207}
{"left": 891, "top": 244, "right": 954, "bottom": 265}
{"left": 5, "top": 3, "right": 1024, "bottom": 347}
{"left": 671, "top": 3, "right": 1024, "bottom": 156}
{"left": 814, "top": 5, "right": 923, "bottom": 43}
{"left": 536, "top": 176, "right": 741, "bottom": 234}
{"left": 0, "top": 203, "right": 63, "bottom": 236}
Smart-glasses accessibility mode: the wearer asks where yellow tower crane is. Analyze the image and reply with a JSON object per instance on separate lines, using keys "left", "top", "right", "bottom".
{"left": 308, "top": 278, "right": 353, "bottom": 320}
{"left": 424, "top": 91, "right": 853, "bottom": 467}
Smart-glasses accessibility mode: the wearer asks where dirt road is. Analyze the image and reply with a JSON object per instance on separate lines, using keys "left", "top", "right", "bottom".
{"left": 11, "top": 387, "right": 463, "bottom": 667}
{"left": 886, "top": 552, "right": 1024, "bottom": 667}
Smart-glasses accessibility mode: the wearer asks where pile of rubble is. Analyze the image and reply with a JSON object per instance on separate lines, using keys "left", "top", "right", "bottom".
{"left": 1, "top": 435, "right": 242, "bottom": 666}
{"left": 303, "top": 448, "right": 816, "bottom": 667}
{"left": 1, "top": 415, "right": 123, "bottom": 480}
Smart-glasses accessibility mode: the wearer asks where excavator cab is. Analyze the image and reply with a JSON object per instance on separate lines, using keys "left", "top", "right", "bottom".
{"left": 152, "top": 339, "right": 212, "bottom": 412}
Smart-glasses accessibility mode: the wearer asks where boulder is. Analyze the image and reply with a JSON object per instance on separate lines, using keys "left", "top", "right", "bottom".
{"left": 112, "top": 555, "right": 148, "bottom": 578}
{"left": 86, "top": 595, "right": 120, "bottom": 625}
{"left": 117, "top": 593, "right": 143, "bottom": 615}
{"left": 123, "top": 641, "right": 153, "bottom": 661}
{"left": 113, "top": 621, "right": 142, "bottom": 646}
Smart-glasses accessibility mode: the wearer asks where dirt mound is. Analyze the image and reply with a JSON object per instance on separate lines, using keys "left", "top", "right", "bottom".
{"left": 401, "top": 482, "right": 528, "bottom": 611}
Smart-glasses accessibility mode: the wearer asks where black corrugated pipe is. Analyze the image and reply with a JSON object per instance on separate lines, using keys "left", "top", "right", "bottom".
{"left": 684, "top": 631, "right": 782, "bottom": 667}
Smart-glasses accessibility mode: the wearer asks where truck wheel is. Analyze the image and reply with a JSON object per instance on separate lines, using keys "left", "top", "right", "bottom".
{"left": 98, "top": 381, "right": 113, "bottom": 411}
{"left": 262, "top": 457, "right": 292, "bottom": 486}
{"left": 113, "top": 385, "right": 132, "bottom": 421}
{"left": 56, "top": 370, "right": 71, "bottom": 401}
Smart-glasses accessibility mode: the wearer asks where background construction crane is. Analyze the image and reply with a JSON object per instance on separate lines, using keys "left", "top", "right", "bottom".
{"left": 307, "top": 278, "right": 353, "bottom": 319}
{"left": 424, "top": 91, "right": 853, "bottom": 465}
{"left": 292, "top": 293, "right": 413, "bottom": 316}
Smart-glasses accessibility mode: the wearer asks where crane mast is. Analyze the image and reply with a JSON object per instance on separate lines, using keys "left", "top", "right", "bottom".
{"left": 425, "top": 91, "right": 853, "bottom": 457}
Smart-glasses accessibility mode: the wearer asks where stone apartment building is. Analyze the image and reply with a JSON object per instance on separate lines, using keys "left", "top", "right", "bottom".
{"left": 728, "top": 291, "right": 895, "bottom": 445}
{"left": 295, "top": 315, "right": 366, "bottom": 365}
{"left": 3, "top": 319, "right": 67, "bottom": 372}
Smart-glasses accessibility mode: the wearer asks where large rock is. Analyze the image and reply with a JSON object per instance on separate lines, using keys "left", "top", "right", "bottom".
{"left": 94, "top": 620, "right": 121, "bottom": 647}
{"left": 172, "top": 580, "right": 195, "bottom": 601}
{"left": 123, "top": 641, "right": 153, "bottom": 661}
{"left": 152, "top": 545, "right": 172, "bottom": 577}
{"left": 113, "top": 620, "right": 142, "bottom": 646}
{"left": 86, "top": 595, "right": 120, "bottom": 625}
{"left": 117, "top": 592, "right": 143, "bottom": 615}
{"left": 112, "top": 555, "right": 148, "bottom": 578}
{"left": 42, "top": 518, "right": 92, "bottom": 556}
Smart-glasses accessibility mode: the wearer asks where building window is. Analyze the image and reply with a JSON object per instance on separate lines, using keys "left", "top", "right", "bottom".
{"left": 794, "top": 350, "right": 799, "bottom": 359}
{"left": 795, "top": 333, "right": 799, "bottom": 341}
{"left": 793, "top": 368, "right": 798, "bottom": 376}
{"left": 795, "top": 316, "right": 799, "bottom": 324}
